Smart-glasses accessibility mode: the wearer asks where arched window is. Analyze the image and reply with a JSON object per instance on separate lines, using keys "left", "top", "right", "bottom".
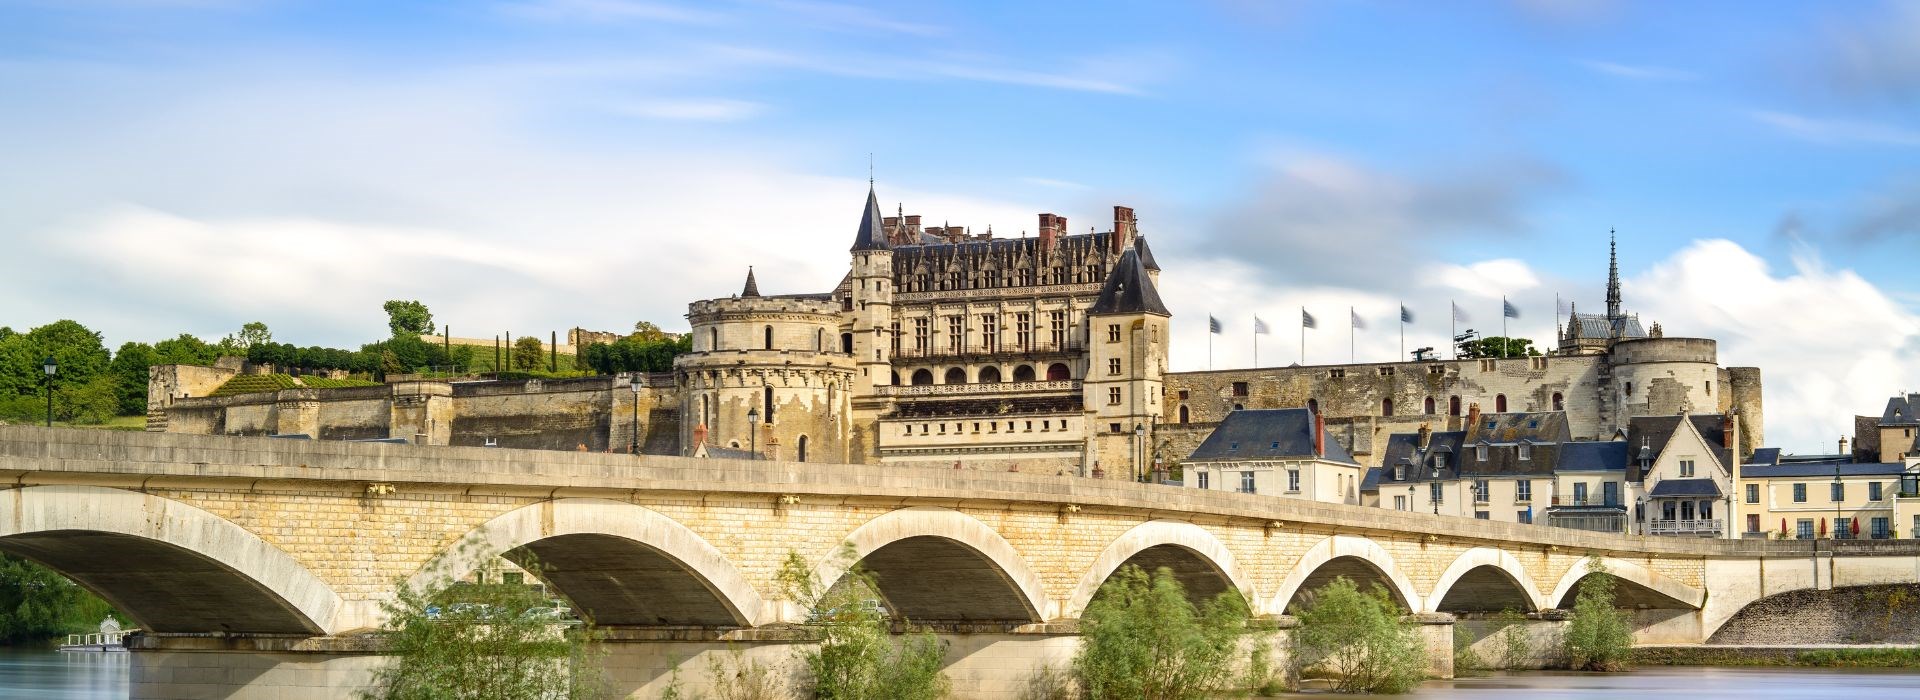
{"left": 890, "top": 371, "right": 900, "bottom": 385}
{"left": 1449, "top": 396, "right": 1461, "bottom": 416}
{"left": 764, "top": 325, "right": 774, "bottom": 350}
{"left": 1382, "top": 398, "right": 1394, "bottom": 416}
{"left": 1307, "top": 398, "right": 1319, "bottom": 416}
{"left": 709, "top": 328, "right": 718, "bottom": 351}
{"left": 911, "top": 369, "right": 934, "bottom": 385}
{"left": 1179, "top": 405, "right": 1190, "bottom": 424}
{"left": 1012, "top": 365, "right": 1036, "bottom": 382}
{"left": 797, "top": 435, "right": 808, "bottom": 462}
{"left": 1552, "top": 392, "right": 1564, "bottom": 411}
{"left": 944, "top": 367, "right": 967, "bottom": 384}
{"left": 1495, "top": 394, "right": 1508, "bottom": 412}
{"left": 978, "top": 366, "right": 1002, "bottom": 383}
{"left": 815, "top": 329, "right": 824, "bottom": 351}
{"left": 1046, "top": 363, "right": 1071, "bottom": 381}
{"left": 763, "top": 385, "right": 775, "bottom": 423}
{"left": 1424, "top": 396, "right": 1436, "bottom": 415}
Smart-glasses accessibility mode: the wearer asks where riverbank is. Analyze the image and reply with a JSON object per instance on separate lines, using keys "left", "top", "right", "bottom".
{"left": 1635, "top": 644, "right": 1920, "bottom": 668}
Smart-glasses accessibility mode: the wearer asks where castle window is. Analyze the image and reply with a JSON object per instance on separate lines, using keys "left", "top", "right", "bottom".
{"left": 1378, "top": 367, "right": 1394, "bottom": 377}
{"left": 1382, "top": 398, "right": 1394, "bottom": 416}
{"left": 947, "top": 316, "right": 963, "bottom": 353}
{"left": 815, "top": 329, "right": 824, "bottom": 352}
{"left": 1705, "top": 380, "right": 1712, "bottom": 394}
{"left": 1329, "top": 368, "right": 1346, "bottom": 379}
{"left": 1048, "top": 363, "right": 1072, "bottom": 381}
{"left": 1108, "top": 387, "right": 1122, "bottom": 405}
{"left": 1108, "top": 324, "right": 1121, "bottom": 343}
{"left": 981, "top": 314, "right": 998, "bottom": 351}
{"left": 911, "top": 369, "right": 933, "bottom": 385}
{"left": 1108, "top": 359, "right": 1122, "bottom": 375}
{"left": 1424, "top": 397, "right": 1436, "bottom": 415}
{"left": 763, "top": 385, "right": 774, "bottom": 423}
{"left": 1429, "top": 365, "right": 1446, "bottom": 375}
{"left": 1232, "top": 382, "right": 1249, "bottom": 397}
{"left": 890, "top": 322, "right": 901, "bottom": 355}
{"left": 1477, "top": 444, "right": 1488, "bottom": 462}
{"left": 1049, "top": 311, "right": 1067, "bottom": 348}
{"left": 944, "top": 367, "right": 967, "bottom": 384}
{"left": 1449, "top": 396, "right": 1461, "bottom": 416}
{"left": 1624, "top": 381, "right": 1633, "bottom": 397}
{"left": 913, "top": 317, "right": 930, "bottom": 354}
{"left": 841, "top": 333, "right": 853, "bottom": 354}
{"left": 1552, "top": 392, "right": 1564, "bottom": 411}
{"left": 1495, "top": 394, "right": 1508, "bottom": 412}
{"left": 1179, "top": 405, "right": 1190, "bottom": 423}
{"left": 797, "top": 435, "right": 808, "bottom": 462}
{"left": 1178, "top": 389, "right": 1190, "bottom": 400}
{"left": 1013, "top": 365, "right": 1036, "bottom": 382}
{"left": 979, "top": 366, "right": 1002, "bottom": 383}
{"left": 984, "top": 269, "right": 999, "bottom": 288}
{"left": 709, "top": 328, "right": 719, "bottom": 351}
{"left": 1015, "top": 313, "right": 1032, "bottom": 351}
{"left": 1530, "top": 357, "right": 1547, "bottom": 370}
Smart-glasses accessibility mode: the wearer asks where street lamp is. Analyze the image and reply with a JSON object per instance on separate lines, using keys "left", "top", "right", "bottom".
{"left": 746, "top": 405, "right": 760, "bottom": 460}
{"left": 41, "top": 355, "right": 57, "bottom": 428}
{"left": 1429, "top": 463, "right": 1441, "bottom": 515}
{"left": 1834, "top": 462, "right": 1844, "bottom": 540}
{"left": 1133, "top": 423, "right": 1145, "bottom": 483}
{"left": 629, "top": 375, "right": 643, "bottom": 455}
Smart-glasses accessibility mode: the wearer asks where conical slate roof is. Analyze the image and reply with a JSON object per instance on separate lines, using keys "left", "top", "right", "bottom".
{"left": 1135, "top": 236, "right": 1161, "bottom": 271}
{"left": 849, "top": 186, "right": 890, "bottom": 252}
{"left": 741, "top": 266, "right": 760, "bottom": 297}
{"left": 1090, "top": 248, "right": 1170, "bottom": 316}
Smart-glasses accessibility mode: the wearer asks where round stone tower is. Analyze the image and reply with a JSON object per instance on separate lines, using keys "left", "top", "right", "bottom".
{"left": 1607, "top": 336, "right": 1722, "bottom": 421}
{"left": 676, "top": 268, "right": 855, "bottom": 463}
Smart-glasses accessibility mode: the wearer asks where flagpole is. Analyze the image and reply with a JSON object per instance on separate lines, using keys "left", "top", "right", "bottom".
{"left": 1399, "top": 303, "right": 1405, "bottom": 361}
{"left": 1502, "top": 296, "right": 1508, "bottom": 341}
{"left": 1350, "top": 307, "right": 1356, "bottom": 364}
{"left": 1450, "top": 301, "right": 1457, "bottom": 360}
{"left": 1300, "top": 306, "right": 1306, "bottom": 365}
{"left": 1209, "top": 319, "right": 1214, "bottom": 371}
{"left": 1253, "top": 320, "right": 1258, "bottom": 367}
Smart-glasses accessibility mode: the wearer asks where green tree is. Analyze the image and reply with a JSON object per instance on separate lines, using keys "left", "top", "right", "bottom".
{"left": 1292, "top": 577, "right": 1427, "bottom": 694}
{"left": 512, "top": 336, "right": 545, "bottom": 372}
{"left": 152, "top": 333, "right": 221, "bottom": 365}
{"left": 1455, "top": 336, "right": 1540, "bottom": 359}
{"left": 0, "top": 320, "right": 111, "bottom": 400}
{"left": 219, "top": 321, "right": 272, "bottom": 354}
{"left": 0, "top": 554, "right": 120, "bottom": 644}
{"left": 631, "top": 321, "right": 671, "bottom": 343}
{"left": 776, "top": 549, "right": 949, "bottom": 700}
{"left": 109, "top": 342, "right": 158, "bottom": 415}
{"left": 1074, "top": 565, "right": 1253, "bottom": 700}
{"left": 1563, "top": 558, "right": 1633, "bottom": 672}
{"left": 361, "top": 546, "right": 604, "bottom": 700}
{"left": 383, "top": 300, "right": 435, "bottom": 338}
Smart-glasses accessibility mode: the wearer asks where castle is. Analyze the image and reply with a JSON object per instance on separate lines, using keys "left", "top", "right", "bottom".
{"left": 148, "top": 187, "right": 1762, "bottom": 478}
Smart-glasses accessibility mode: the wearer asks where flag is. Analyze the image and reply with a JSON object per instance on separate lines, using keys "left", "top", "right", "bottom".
{"left": 1301, "top": 308, "right": 1317, "bottom": 329}
{"left": 1208, "top": 315, "right": 1222, "bottom": 334}
{"left": 1254, "top": 316, "right": 1270, "bottom": 335}
{"left": 1351, "top": 308, "right": 1366, "bottom": 330}
{"left": 1451, "top": 302, "right": 1470, "bottom": 323}
{"left": 1503, "top": 299, "right": 1520, "bottom": 319}
{"left": 1557, "top": 296, "right": 1572, "bottom": 315}
{"left": 1400, "top": 305, "right": 1414, "bottom": 324}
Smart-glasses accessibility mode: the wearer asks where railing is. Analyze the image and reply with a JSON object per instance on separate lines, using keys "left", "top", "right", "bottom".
{"left": 892, "top": 340, "right": 1084, "bottom": 360}
{"left": 63, "top": 629, "right": 132, "bottom": 649}
{"left": 1649, "top": 518, "right": 1724, "bottom": 536}
{"left": 874, "top": 380, "right": 1081, "bottom": 397}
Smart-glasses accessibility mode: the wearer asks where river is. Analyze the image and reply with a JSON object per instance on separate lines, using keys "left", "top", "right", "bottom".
{"left": 1, "top": 649, "right": 1916, "bottom": 698}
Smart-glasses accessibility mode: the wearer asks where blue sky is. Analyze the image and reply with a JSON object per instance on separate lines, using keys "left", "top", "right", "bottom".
{"left": 2, "top": 0, "right": 1917, "bottom": 451}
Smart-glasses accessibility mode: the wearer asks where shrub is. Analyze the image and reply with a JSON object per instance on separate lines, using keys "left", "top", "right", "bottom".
{"left": 1563, "top": 557, "right": 1633, "bottom": 672}
{"left": 1074, "top": 565, "right": 1252, "bottom": 700}
{"left": 1291, "top": 577, "right": 1426, "bottom": 694}
{"left": 776, "top": 549, "right": 949, "bottom": 699}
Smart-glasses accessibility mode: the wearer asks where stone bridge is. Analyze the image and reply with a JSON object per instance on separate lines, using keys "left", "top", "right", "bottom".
{"left": 3, "top": 426, "right": 1918, "bottom": 699}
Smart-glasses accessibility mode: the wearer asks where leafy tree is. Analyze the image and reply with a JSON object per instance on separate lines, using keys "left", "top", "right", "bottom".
{"left": 0, "top": 554, "right": 120, "bottom": 644}
{"left": 1074, "top": 565, "right": 1253, "bottom": 700}
{"left": 362, "top": 545, "right": 604, "bottom": 700}
{"left": 776, "top": 548, "right": 949, "bottom": 700}
{"left": 1563, "top": 558, "right": 1633, "bottom": 672}
{"left": 1455, "top": 336, "right": 1540, "bottom": 359}
{"left": 631, "top": 321, "right": 671, "bottom": 343}
{"left": 383, "top": 300, "right": 435, "bottom": 338}
{"left": 1292, "top": 577, "right": 1426, "bottom": 694}
{"left": 219, "top": 321, "right": 272, "bottom": 354}
{"left": 152, "top": 333, "right": 221, "bottom": 365}
{"left": 109, "top": 341, "right": 158, "bottom": 415}
{"left": 0, "top": 320, "right": 111, "bottom": 400}
{"left": 512, "top": 336, "right": 545, "bottom": 372}
{"left": 581, "top": 333, "right": 691, "bottom": 375}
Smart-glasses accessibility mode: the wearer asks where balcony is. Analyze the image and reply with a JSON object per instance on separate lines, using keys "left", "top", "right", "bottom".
{"left": 892, "top": 340, "right": 1084, "bottom": 361}
{"left": 1649, "top": 518, "right": 1724, "bottom": 536}
{"left": 873, "top": 380, "right": 1081, "bottom": 398}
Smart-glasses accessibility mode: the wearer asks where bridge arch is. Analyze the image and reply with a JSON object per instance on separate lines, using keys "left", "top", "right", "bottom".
{"left": 418, "top": 498, "right": 769, "bottom": 627}
{"left": 1546, "top": 557, "right": 1702, "bottom": 610}
{"left": 0, "top": 485, "right": 343, "bottom": 635}
{"left": 1426, "top": 547, "right": 1546, "bottom": 613}
{"left": 810, "top": 506, "right": 1052, "bottom": 624}
{"left": 1064, "top": 520, "right": 1255, "bottom": 618}
{"left": 1271, "top": 535, "right": 1423, "bottom": 613}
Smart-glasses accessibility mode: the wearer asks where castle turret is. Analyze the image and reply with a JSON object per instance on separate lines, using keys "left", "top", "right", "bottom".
{"left": 1085, "top": 244, "right": 1171, "bottom": 478}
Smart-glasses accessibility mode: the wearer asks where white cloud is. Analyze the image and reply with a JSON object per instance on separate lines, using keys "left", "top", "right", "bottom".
{"left": 1631, "top": 239, "right": 1920, "bottom": 454}
{"left": 610, "top": 97, "right": 766, "bottom": 121}
{"left": 500, "top": 0, "right": 726, "bottom": 25}
{"left": 1751, "top": 110, "right": 1920, "bottom": 147}
{"left": 1579, "top": 60, "right": 1698, "bottom": 82}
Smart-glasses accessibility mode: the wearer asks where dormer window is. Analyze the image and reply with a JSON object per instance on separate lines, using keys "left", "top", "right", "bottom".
{"left": 1395, "top": 464, "right": 1407, "bottom": 481}
{"left": 1477, "top": 444, "right": 1489, "bottom": 462}
{"left": 1518, "top": 442, "right": 1531, "bottom": 460}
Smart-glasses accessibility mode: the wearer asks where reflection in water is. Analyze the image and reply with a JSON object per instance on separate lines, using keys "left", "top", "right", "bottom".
{"left": 0, "top": 648, "right": 128, "bottom": 699}
{"left": 1286, "top": 667, "right": 1920, "bottom": 699}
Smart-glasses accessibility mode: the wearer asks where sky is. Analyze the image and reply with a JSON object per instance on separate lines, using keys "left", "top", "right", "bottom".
{"left": 1, "top": 0, "right": 1917, "bottom": 453}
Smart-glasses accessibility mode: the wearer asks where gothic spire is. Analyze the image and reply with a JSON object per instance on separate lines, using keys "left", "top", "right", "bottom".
{"left": 1605, "top": 228, "right": 1622, "bottom": 319}
{"left": 741, "top": 266, "right": 760, "bottom": 297}
{"left": 849, "top": 185, "right": 890, "bottom": 252}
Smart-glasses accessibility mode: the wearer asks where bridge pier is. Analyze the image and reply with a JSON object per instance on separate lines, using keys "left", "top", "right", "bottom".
{"left": 126, "top": 634, "right": 381, "bottom": 700}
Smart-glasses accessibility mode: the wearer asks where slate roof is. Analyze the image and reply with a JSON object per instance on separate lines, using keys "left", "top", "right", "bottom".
{"left": 1375, "top": 429, "right": 1578, "bottom": 484}
{"left": 1557, "top": 440, "right": 1629, "bottom": 472}
{"left": 1649, "top": 478, "right": 1723, "bottom": 497}
{"left": 1135, "top": 236, "right": 1161, "bottom": 271}
{"left": 701, "top": 445, "right": 758, "bottom": 460}
{"left": 1089, "top": 248, "right": 1170, "bottom": 316}
{"left": 1360, "top": 466, "right": 1382, "bottom": 492}
{"left": 1625, "top": 414, "right": 1734, "bottom": 483}
{"left": 1740, "top": 461, "right": 1909, "bottom": 478}
{"left": 1745, "top": 447, "right": 1783, "bottom": 466}
{"left": 741, "top": 267, "right": 760, "bottom": 297}
{"left": 1567, "top": 312, "right": 1647, "bottom": 340}
{"left": 850, "top": 186, "right": 890, "bottom": 252}
{"left": 1883, "top": 393, "right": 1920, "bottom": 426}
{"left": 1186, "top": 408, "right": 1357, "bottom": 465}
{"left": 1462, "top": 411, "right": 1572, "bottom": 443}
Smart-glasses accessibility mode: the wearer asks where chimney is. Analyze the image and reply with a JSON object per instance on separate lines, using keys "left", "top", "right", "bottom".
{"left": 692, "top": 422, "right": 709, "bottom": 448}
{"left": 905, "top": 214, "right": 922, "bottom": 237}
{"left": 1038, "top": 213, "right": 1059, "bottom": 251}
{"left": 1313, "top": 410, "right": 1326, "bottom": 457}
{"left": 1418, "top": 422, "right": 1432, "bottom": 450}
{"left": 1465, "top": 403, "right": 1482, "bottom": 439}
{"left": 1839, "top": 435, "right": 1850, "bottom": 457}
{"left": 1112, "top": 205, "right": 1136, "bottom": 251}
{"left": 1722, "top": 413, "right": 1736, "bottom": 456}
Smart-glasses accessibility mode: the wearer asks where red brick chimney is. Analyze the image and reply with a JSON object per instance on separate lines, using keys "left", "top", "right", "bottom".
{"left": 1112, "top": 205, "right": 1136, "bottom": 251}
{"left": 1465, "top": 403, "right": 1482, "bottom": 439}
{"left": 692, "top": 423, "right": 709, "bottom": 450}
{"left": 1313, "top": 410, "right": 1326, "bottom": 457}
{"left": 1038, "top": 213, "right": 1059, "bottom": 251}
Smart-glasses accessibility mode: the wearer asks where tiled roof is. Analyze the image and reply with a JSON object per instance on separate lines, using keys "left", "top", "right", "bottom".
{"left": 1187, "top": 408, "right": 1357, "bottom": 465}
{"left": 1740, "top": 461, "right": 1908, "bottom": 478}
{"left": 1883, "top": 394, "right": 1920, "bottom": 426}
{"left": 1648, "top": 478, "right": 1723, "bottom": 497}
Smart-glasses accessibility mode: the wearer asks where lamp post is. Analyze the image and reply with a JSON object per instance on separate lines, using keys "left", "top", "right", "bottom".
{"left": 629, "top": 375, "right": 642, "bottom": 455}
{"left": 1133, "top": 423, "right": 1145, "bottom": 483}
{"left": 746, "top": 406, "right": 760, "bottom": 460}
{"left": 41, "top": 355, "right": 57, "bottom": 428}
{"left": 1429, "top": 464, "right": 1441, "bottom": 515}
{"left": 1834, "top": 462, "right": 1844, "bottom": 540}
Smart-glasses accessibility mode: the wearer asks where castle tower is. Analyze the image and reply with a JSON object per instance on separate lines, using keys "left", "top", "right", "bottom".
{"left": 848, "top": 185, "right": 894, "bottom": 392}
{"left": 1084, "top": 243, "right": 1171, "bottom": 479}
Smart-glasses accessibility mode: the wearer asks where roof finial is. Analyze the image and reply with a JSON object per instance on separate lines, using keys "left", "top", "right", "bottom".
{"left": 868, "top": 153, "right": 873, "bottom": 186}
{"left": 1606, "top": 228, "right": 1622, "bottom": 319}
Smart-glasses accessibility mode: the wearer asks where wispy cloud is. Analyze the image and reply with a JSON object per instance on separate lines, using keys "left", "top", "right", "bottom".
{"left": 610, "top": 97, "right": 766, "bottom": 121}
{"left": 1752, "top": 110, "right": 1920, "bottom": 147}
{"left": 1579, "top": 59, "right": 1698, "bottom": 82}
{"left": 500, "top": 0, "right": 725, "bottom": 24}
{"left": 760, "top": 0, "right": 944, "bottom": 37}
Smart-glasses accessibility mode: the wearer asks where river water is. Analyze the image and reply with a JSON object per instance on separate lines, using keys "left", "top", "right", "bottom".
{"left": 0, "top": 648, "right": 1915, "bottom": 698}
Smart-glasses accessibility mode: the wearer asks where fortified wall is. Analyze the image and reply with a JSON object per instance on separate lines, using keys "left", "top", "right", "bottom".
{"left": 152, "top": 372, "right": 684, "bottom": 454}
